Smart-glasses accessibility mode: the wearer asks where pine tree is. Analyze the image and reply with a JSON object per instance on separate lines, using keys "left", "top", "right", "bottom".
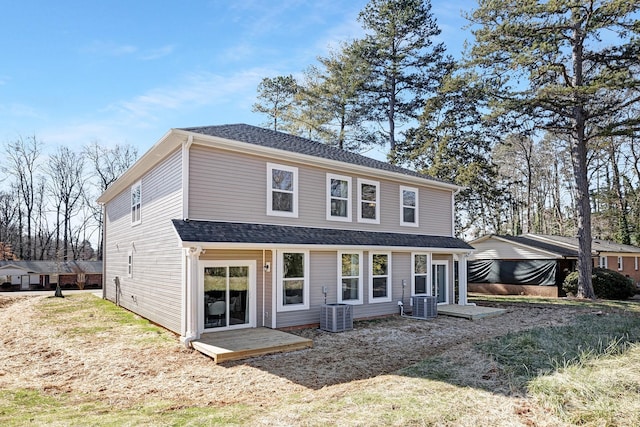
{"left": 357, "top": 0, "right": 452, "bottom": 155}
{"left": 467, "top": 0, "right": 640, "bottom": 299}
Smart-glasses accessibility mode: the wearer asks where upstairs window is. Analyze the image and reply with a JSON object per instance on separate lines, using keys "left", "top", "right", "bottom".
{"left": 267, "top": 163, "right": 298, "bottom": 217}
{"left": 400, "top": 186, "right": 418, "bottom": 227}
{"left": 327, "top": 174, "right": 352, "bottom": 221}
{"left": 357, "top": 179, "right": 380, "bottom": 224}
{"left": 131, "top": 182, "right": 141, "bottom": 225}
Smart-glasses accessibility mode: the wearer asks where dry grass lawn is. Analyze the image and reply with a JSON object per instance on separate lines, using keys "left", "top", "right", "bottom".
{"left": 1, "top": 293, "right": 638, "bottom": 426}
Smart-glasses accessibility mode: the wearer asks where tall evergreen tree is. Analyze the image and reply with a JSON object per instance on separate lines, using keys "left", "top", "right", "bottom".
{"left": 357, "top": 0, "right": 452, "bottom": 155}
{"left": 400, "top": 71, "right": 505, "bottom": 237}
{"left": 294, "top": 42, "right": 373, "bottom": 151}
{"left": 467, "top": 0, "right": 640, "bottom": 299}
{"left": 252, "top": 75, "right": 298, "bottom": 132}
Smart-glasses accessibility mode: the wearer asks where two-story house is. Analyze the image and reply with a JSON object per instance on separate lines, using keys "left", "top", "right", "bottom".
{"left": 97, "top": 124, "right": 474, "bottom": 346}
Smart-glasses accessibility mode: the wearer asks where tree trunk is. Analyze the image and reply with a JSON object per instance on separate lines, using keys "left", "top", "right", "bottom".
{"left": 572, "top": 15, "right": 594, "bottom": 299}
{"left": 573, "top": 133, "right": 594, "bottom": 299}
{"left": 607, "top": 137, "right": 631, "bottom": 244}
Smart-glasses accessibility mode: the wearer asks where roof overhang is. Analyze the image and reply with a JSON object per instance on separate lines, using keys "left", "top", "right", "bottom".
{"left": 468, "top": 234, "right": 586, "bottom": 259}
{"left": 172, "top": 220, "right": 474, "bottom": 254}
{"left": 178, "top": 241, "right": 473, "bottom": 254}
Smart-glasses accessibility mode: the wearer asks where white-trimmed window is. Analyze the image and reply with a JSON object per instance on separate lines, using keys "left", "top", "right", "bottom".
{"left": 599, "top": 256, "right": 608, "bottom": 268}
{"left": 412, "top": 253, "right": 429, "bottom": 295}
{"left": 369, "top": 252, "right": 391, "bottom": 302}
{"left": 635, "top": 256, "right": 638, "bottom": 271}
{"left": 618, "top": 256, "right": 623, "bottom": 271}
{"left": 327, "top": 174, "right": 352, "bottom": 221}
{"left": 357, "top": 179, "right": 380, "bottom": 224}
{"left": 400, "top": 186, "right": 419, "bottom": 227}
{"left": 338, "top": 251, "right": 362, "bottom": 304}
{"left": 127, "top": 251, "right": 133, "bottom": 278}
{"left": 131, "top": 181, "right": 141, "bottom": 225}
{"left": 267, "top": 163, "right": 298, "bottom": 217}
{"left": 277, "top": 251, "right": 309, "bottom": 311}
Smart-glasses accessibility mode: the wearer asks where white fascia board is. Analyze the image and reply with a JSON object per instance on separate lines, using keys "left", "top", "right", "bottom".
{"left": 173, "top": 129, "right": 462, "bottom": 193}
{"left": 468, "top": 234, "right": 495, "bottom": 245}
{"left": 600, "top": 251, "right": 640, "bottom": 257}
{"left": 97, "top": 129, "right": 183, "bottom": 204}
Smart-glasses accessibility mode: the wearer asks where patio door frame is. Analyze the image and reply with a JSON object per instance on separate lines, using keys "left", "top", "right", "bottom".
{"left": 199, "top": 260, "right": 257, "bottom": 333}
{"left": 431, "top": 260, "right": 449, "bottom": 304}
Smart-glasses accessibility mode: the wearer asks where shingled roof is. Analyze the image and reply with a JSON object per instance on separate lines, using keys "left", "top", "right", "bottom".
{"left": 496, "top": 235, "right": 581, "bottom": 257}
{"left": 172, "top": 220, "right": 473, "bottom": 250}
{"left": 180, "top": 124, "right": 449, "bottom": 184}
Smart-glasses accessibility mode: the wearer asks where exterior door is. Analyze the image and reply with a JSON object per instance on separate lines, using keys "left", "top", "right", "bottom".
{"left": 20, "top": 275, "right": 30, "bottom": 290}
{"left": 201, "top": 261, "right": 255, "bottom": 331}
{"left": 431, "top": 261, "right": 448, "bottom": 304}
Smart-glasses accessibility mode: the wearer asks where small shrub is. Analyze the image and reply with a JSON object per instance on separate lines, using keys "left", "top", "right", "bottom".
{"left": 563, "top": 268, "right": 635, "bottom": 300}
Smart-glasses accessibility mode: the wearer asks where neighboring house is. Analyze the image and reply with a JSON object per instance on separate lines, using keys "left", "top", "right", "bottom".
{"left": 0, "top": 260, "right": 102, "bottom": 291}
{"left": 97, "top": 124, "right": 474, "bottom": 345}
{"left": 468, "top": 234, "right": 640, "bottom": 296}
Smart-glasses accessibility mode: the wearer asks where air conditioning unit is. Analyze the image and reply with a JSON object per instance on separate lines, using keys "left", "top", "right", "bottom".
{"left": 320, "top": 303, "right": 353, "bottom": 332}
{"left": 412, "top": 296, "right": 437, "bottom": 319}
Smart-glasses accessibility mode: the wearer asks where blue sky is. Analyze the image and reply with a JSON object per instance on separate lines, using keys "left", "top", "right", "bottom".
{"left": 1, "top": 0, "right": 475, "bottom": 155}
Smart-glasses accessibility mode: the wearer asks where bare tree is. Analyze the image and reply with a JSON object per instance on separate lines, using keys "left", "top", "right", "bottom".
{"left": 84, "top": 141, "right": 138, "bottom": 259}
{"left": 3, "top": 136, "right": 42, "bottom": 260}
{"left": 48, "top": 146, "right": 85, "bottom": 260}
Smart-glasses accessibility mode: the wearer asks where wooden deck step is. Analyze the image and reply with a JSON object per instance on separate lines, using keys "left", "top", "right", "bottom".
{"left": 437, "top": 304, "right": 506, "bottom": 320}
{"left": 192, "top": 327, "right": 313, "bottom": 363}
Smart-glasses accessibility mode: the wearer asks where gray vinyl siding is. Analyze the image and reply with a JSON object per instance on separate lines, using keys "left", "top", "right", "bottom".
{"left": 188, "top": 145, "right": 453, "bottom": 236}
{"left": 275, "top": 251, "right": 336, "bottom": 328}
{"left": 199, "top": 249, "right": 269, "bottom": 328}
{"left": 104, "top": 149, "right": 184, "bottom": 333}
{"left": 275, "top": 251, "right": 426, "bottom": 328}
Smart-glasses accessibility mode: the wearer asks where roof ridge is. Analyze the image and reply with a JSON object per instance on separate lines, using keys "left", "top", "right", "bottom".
{"left": 179, "top": 124, "right": 453, "bottom": 186}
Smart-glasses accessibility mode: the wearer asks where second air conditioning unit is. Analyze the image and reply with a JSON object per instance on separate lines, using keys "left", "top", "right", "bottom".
{"left": 412, "top": 295, "right": 437, "bottom": 319}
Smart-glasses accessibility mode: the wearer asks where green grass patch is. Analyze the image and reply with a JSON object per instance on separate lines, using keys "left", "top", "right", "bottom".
{"left": 38, "top": 294, "right": 174, "bottom": 344}
{"left": 471, "top": 294, "right": 640, "bottom": 313}
{"left": 477, "top": 312, "right": 640, "bottom": 389}
{"left": 0, "top": 389, "right": 254, "bottom": 427}
{"left": 528, "top": 343, "right": 640, "bottom": 425}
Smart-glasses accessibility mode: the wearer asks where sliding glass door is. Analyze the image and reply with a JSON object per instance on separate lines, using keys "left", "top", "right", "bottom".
{"left": 202, "top": 262, "right": 254, "bottom": 330}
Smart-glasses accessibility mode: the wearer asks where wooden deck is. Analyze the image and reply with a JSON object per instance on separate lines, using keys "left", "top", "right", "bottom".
{"left": 437, "top": 304, "right": 506, "bottom": 320}
{"left": 191, "top": 327, "right": 313, "bottom": 363}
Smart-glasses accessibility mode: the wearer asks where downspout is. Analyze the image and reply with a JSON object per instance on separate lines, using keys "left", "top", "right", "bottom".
{"left": 100, "top": 202, "right": 107, "bottom": 300}
{"left": 181, "top": 245, "right": 203, "bottom": 347}
{"left": 182, "top": 135, "right": 193, "bottom": 220}
{"left": 180, "top": 248, "right": 190, "bottom": 344}
{"left": 262, "top": 249, "right": 266, "bottom": 327}
{"left": 180, "top": 136, "right": 196, "bottom": 347}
